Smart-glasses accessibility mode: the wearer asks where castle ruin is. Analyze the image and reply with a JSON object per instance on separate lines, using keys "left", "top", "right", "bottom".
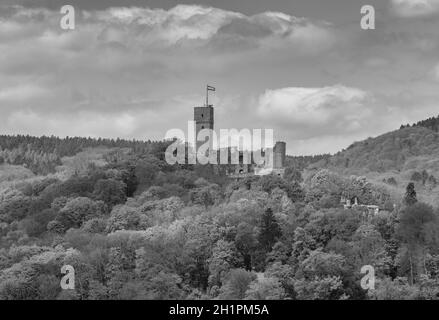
{"left": 193, "top": 86, "right": 286, "bottom": 178}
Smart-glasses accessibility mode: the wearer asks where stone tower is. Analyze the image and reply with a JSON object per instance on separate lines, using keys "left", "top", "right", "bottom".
{"left": 273, "top": 141, "right": 286, "bottom": 169}
{"left": 194, "top": 105, "right": 214, "bottom": 152}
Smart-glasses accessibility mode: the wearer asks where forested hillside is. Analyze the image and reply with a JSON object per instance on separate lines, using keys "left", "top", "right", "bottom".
{"left": 307, "top": 125, "right": 439, "bottom": 206}
{"left": 1, "top": 131, "right": 439, "bottom": 300}
{"left": 401, "top": 114, "right": 439, "bottom": 132}
{"left": 0, "top": 135, "right": 170, "bottom": 175}
{"left": 315, "top": 126, "right": 439, "bottom": 173}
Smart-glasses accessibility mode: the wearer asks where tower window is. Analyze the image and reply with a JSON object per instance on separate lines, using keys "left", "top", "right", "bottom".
{"left": 201, "top": 114, "right": 204, "bottom": 118}
{"left": 201, "top": 126, "right": 204, "bottom": 129}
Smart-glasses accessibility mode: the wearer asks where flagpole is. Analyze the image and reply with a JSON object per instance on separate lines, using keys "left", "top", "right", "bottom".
{"left": 206, "top": 85, "right": 208, "bottom": 107}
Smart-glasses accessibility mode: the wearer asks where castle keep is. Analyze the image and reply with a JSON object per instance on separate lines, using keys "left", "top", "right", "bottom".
{"left": 194, "top": 105, "right": 214, "bottom": 152}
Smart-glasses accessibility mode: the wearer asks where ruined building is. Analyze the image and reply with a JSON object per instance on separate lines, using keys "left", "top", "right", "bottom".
{"left": 193, "top": 86, "right": 286, "bottom": 178}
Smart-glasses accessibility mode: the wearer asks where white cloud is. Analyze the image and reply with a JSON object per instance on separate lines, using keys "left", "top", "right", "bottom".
{"left": 2, "top": 4, "right": 333, "bottom": 49}
{"left": 391, "top": 0, "right": 439, "bottom": 17}
{"left": 93, "top": 5, "right": 244, "bottom": 45}
{"left": 257, "top": 85, "right": 369, "bottom": 129}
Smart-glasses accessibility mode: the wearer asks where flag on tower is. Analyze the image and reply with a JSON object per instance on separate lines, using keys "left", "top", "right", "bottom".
{"left": 207, "top": 85, "right": 216, "bottom": 92}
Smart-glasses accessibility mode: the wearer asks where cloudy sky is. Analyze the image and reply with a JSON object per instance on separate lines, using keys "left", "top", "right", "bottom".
{"left": 1, "top": 0, "right": 439, "bottom": 155}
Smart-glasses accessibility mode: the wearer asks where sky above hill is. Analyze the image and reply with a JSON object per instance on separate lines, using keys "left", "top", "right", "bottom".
{"left": 1, "top": 0, "right": 439, "bottom": 155}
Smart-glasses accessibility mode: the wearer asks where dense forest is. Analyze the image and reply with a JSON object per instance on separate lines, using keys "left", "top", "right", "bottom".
{"left": 0, "top": 135, "right": 170, "bottom": 175}
{"left": 1, "top": 130, "right": 439, "bottom": 300}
